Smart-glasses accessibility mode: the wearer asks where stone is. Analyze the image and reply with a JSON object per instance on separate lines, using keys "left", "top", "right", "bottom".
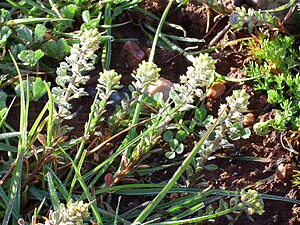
{"left": 122, "top": 42, "right": 145, "bottom": 69}
{"left": 275, "top": 163, "right": 298, "bottom": 183}
{"left": 243, "top": 113, "right": 256, "bottom": 126}
{"left": 146, "top": 77, "right": 174, "bottom": 101}
{"left": 206, "top": 82, "right": 226, "bottom": 99}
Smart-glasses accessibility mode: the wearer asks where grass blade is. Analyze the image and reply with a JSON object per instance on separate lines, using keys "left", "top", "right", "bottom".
{"left": 132, "top": 107, "right": 226, "bottom": 224}
{"left": 46, "top": 172, "right": 60, "bottom": 211}
{"left": 0, "top": 132, "right": 22, "bottom": 140}
{"left": 2, "top": 51, "right": 28, "bottom": 224}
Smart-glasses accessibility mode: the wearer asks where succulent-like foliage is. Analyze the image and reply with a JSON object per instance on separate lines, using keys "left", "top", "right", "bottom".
{"left": 52, "top": 28, "right": 102, "bottom": 120}
{"left": 90, "top": 69, "right": 123, "bottom": 130}
{"left": 240, "top": 189, "right": 265, "bottom": 216}
{"left": 44, "top": 200, "right": 90, "bottom": 225}
{"left": 171, "top": 53, "right": 216, "bottom": 110}
{"left": 132, "top": 60, "right": 161, "bottom": 93}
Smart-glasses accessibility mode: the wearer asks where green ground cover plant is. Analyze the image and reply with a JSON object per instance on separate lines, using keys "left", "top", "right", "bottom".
{"left": 0, "top": 0, "right": 300, "bottom": 224}
{"left": 245, "top": 35, "right": 300, "bottom": 135}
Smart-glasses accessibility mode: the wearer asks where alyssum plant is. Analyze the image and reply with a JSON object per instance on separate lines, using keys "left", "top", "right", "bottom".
{"left": 16, "top": 6, "right": 263, "bottom": 224}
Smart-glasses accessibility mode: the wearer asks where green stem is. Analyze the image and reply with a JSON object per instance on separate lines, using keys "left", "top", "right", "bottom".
{"left": 103, "top": 2, "right": 112, "bottom": 70}
{"left": 122, "top": 0, "right": 174, "bottom": 163}
{"left": 149, "top": 0, "right": 174, "bottom": 63}
{"left": 64, "top": 90, "right": 101, "bottom": 186}
{"left": 132, "top": 107, "right": 226, "bottom": 224}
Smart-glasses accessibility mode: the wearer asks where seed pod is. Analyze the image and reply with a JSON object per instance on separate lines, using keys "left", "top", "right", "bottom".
{"left": 206, "top": 82, "right": 226, "bottom": 99}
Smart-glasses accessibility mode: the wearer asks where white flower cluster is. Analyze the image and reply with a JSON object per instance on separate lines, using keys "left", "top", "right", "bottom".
{"left": 27, "top": 200, "right": 90, "bottom": 225}
{"left": 132, "top": 61, "right": 161, "bottom": 92}
{"left": 89, "top": 69, "right": 123, "bottom": 130}
{"left": 171, "top": 53, "right": 216, "bottom": 110}
{"left": 98, "top": 69, "right": 122, "bottom": 92}
{"left": 200, "top": 89, "right": 251, "bottom": 154}
{"left": 218, "top": 89, "right": 250, "bottom": 126}
{"left": 229, "top": 6, "right": 250, "bottom": 31}
{"left": 240, "top": 189, "right": 265, "bottom": 216}
{"left": 52, "top": 28, "right": 101, "bottom": 120}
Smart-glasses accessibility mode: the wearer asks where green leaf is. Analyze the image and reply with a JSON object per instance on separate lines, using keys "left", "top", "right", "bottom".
{"left": 242, "top": 127, "right": 251, "bottom": 139}
{"left": 82, "top": 10, "right": 91, "bottom": 24}
{"left": 15, "top": 77, "right": 47, "bottom": 101}
{"left": 0, "top": 132, "right": 22, "bottom": 140}
{"left": 163, "top": 130, "right": 173, "bottom": 142}
{"left": 10, "top": 44, "right": 26, "bottom": 58}
{"left": 203, "top": 115, "right": 214, "bottom": 128}
{"left": 60, "top": 4, "right": 77, "bottom": 19}
{"left": 195, "top": 107, "right": 207, "bottom": 123}
{"left": 175, "top": 130, "right": 187, "bottom": 142}
{"left": 0, "top": 26, "right": 12, "bottom": 48}
{"left": 46, "top": 172, "right": 60, "bottom": 211}
{"left": 169, "top": 139, "right": 178, "bottom": 150}
{"left": 0, "top": 108, "right": 7, "bottom": 119}
{"left": 34, "top": 24, "right": 47, "bottom": 42}
{"left": 204, "top": 164, "right": 218, "bottom": 171}
{"left": 41, "top": 38, "right": 71, "bottom": 60}
{"left": 0, "top": 91, "right": 7, "bottom": 102}
{"left": 32, "top": 78, "right": 48, "bottom": 100}
{"left": 186, "top": 165, "right": 194, "bottom": 177}
{"left": 267, "top": 89, "right": 281, "bottom": 104}
{"left": 165, "top": 151, "right": 176, "bottom": 159}
{"left": 18, "top": 49, "right": 44, "bottom": 66}
{"left": 16, "top": 26, "right": 33, "bottom": 44}
{"left": 0, "top": 9, "right": 11, "bottom": 22}
{"left": 175, "top": 143, "right": 184, "bottom": 154}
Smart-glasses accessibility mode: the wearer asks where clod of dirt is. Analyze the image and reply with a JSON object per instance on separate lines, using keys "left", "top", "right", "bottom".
{"left": 146, "top": 77, "right": 174, "bottom": 101}
{"left": 275, "top": 162, "right": 298, "bottom": 183}
{"left": 243, "top": 112, "right": 256, "bottom": 126}
{"left": 206, "top": 82, "right": 226, "bottom": 99}
{"left": 122, "top": 42, "right": 146, "bottom": 69}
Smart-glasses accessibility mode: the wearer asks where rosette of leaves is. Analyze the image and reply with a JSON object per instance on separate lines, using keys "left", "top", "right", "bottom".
{"left": 163, "top": 129, "right": 187, "bottom": 159}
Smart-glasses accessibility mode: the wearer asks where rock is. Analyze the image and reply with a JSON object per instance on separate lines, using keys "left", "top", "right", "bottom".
{"left": 146, "top": 77, "right": 174, "bottom": 101}
{"left": 122, "top": 42, "right": 145, "bottom": 69}
{"left": 275, "top": 163, "right": 298, "bottom": 183}
{"left": 243, "top": 113, "right": 256, "bottom": 126}
{"left": 206, "top": 82, "right": 226, "bottom": 99}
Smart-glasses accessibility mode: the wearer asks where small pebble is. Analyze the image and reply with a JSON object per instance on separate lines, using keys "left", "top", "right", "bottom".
{"left": 146, "top": 77, "right": 174, "bottom": 101}
{"left": 206, "top": 82, "right": 226, "bottom": 99}
{"left": 122, "top": 42, "right": 145, "bottom": 69}
{"left": 243, "top": 113, "right": 256, "bottom": 126}
{"left": 275, "top": 163, "right": 298, "bottom": 183}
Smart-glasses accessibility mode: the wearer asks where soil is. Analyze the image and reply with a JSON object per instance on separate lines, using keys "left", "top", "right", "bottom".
{"left": 4, "top": 0, "right": 300, "bottom": 224}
